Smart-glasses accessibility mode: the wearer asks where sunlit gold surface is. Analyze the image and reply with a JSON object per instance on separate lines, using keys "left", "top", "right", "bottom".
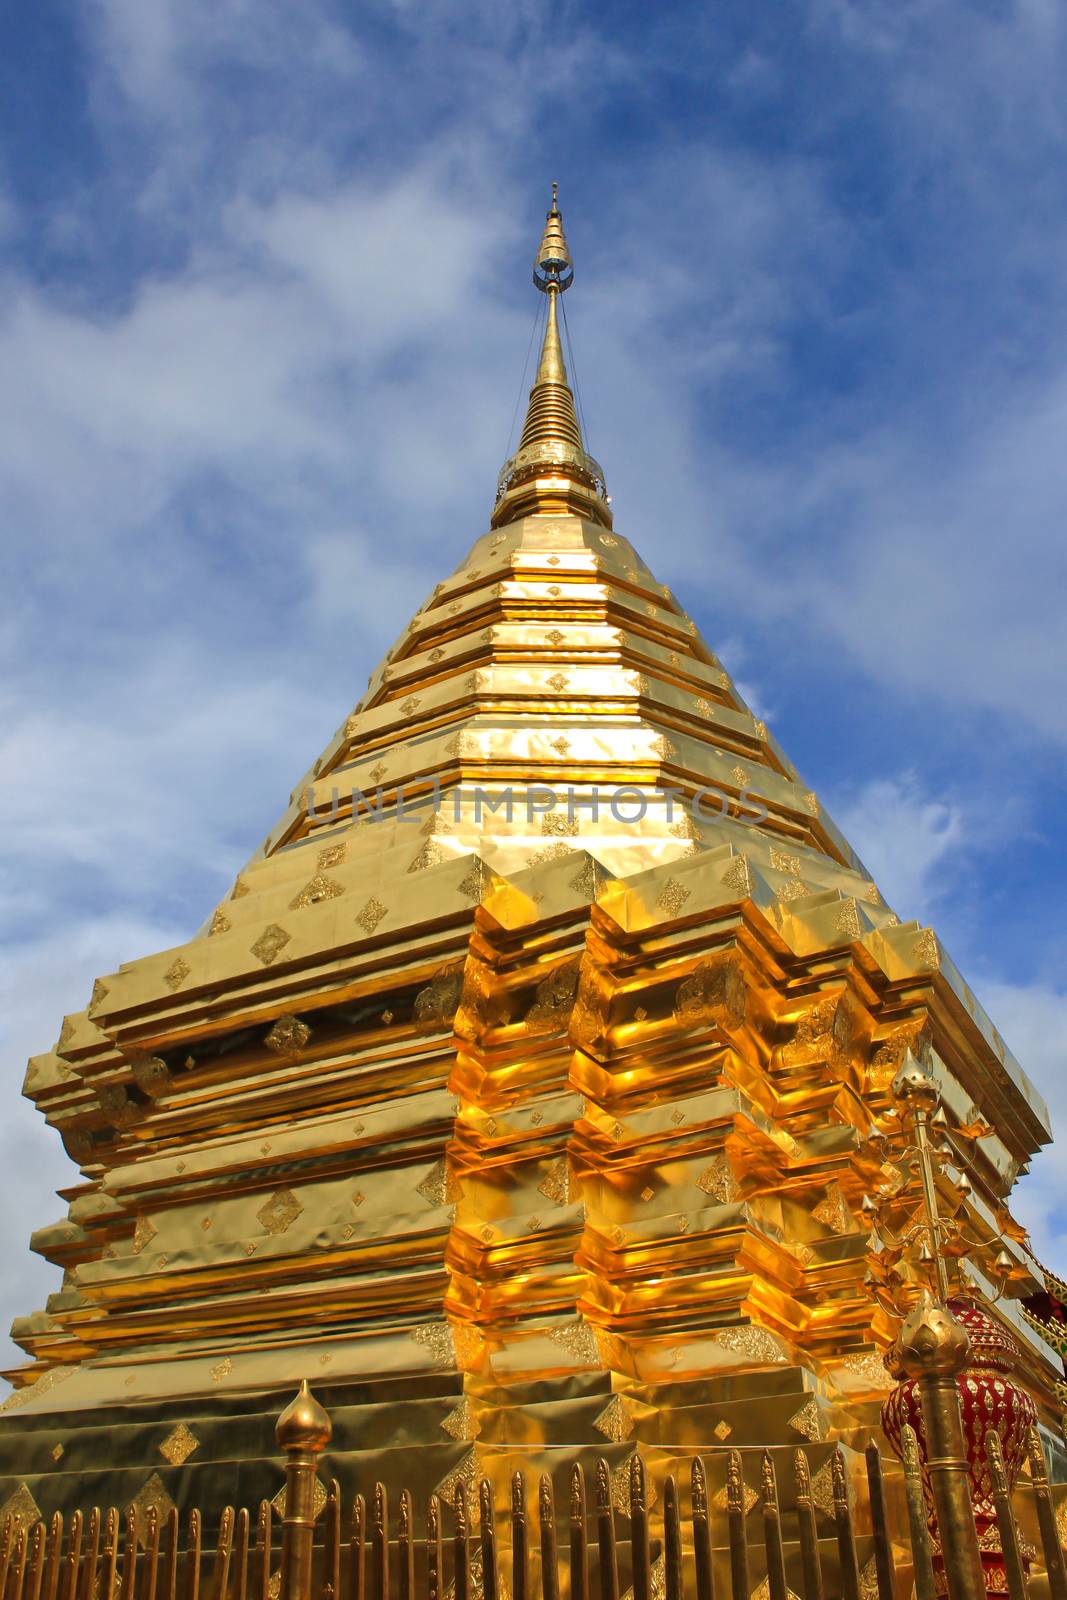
{"left": 0, "top": 195, "right": 1060, "bottom": 1518}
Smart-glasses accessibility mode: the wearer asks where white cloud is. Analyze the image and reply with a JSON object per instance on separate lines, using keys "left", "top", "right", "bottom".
{"left": 239, "top": 169, "right": 514, "bottom": 344}
{"left": 0, "top": 663, "right": 330, "bottom": 901}
{"left": 89, "top": 0, "right": 363, "bottom": 118}
{"left": 806, "top": 388, "right": 1067, "bottom": 742}
{"left": 302, "top": 531, "right": 429, "bottom": 630}
{"left": 831, "top": 774, "right": 967, "bottom": 923}
{"left": 975, "top": 980, "right": 1067, "bottom": 1270}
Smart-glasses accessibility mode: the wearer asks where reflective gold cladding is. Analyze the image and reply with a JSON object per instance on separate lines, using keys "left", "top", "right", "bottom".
{"left": 516, "top": 290, "right": 583, "bottom": 453}
{"left": 2, "top": 195, "right": 1061, "bottom": 1520}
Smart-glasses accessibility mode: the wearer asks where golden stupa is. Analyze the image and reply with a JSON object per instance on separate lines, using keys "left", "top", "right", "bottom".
{"left": 1, "top": 192, "right": 1062, "bottom": 1526}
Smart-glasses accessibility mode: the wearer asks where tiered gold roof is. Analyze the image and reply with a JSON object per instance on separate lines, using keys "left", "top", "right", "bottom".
{"left": 3, "top": 193, "right": 1058, "bottom": 1518}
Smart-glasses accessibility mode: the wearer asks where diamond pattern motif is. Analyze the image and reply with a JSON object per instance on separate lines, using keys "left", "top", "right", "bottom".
{"left": 257, "top": 1188, "right": 304, "bottom": 1236}
{"left": 593, "top": 1395, "right": 634, "bottom": 1443}
{"left": 440, "top": 1399, "right": 482, "bottom": 1441}
{"left": 264, "top": 1015, "right": 311, "bottom": 1054}
{"left": 163, "top": 957, "right": 190, "bottom": 992}
{"left": 656, "top": 879, "right": 690, "bottom": 916}
{"left": 251, "top": 924, "right": 291, "bottom": 966}
{"left": 812, "top": 1183, "right": 852, "bottom": 1235}
{"left": 131, "top": 1474, "right": 176, "bottom": 1542}
{"left": 0, "top": 1483, "right": 41, "bottom": 1529}
{"left": 159, "top": 1423, "right": 199, "bottom": 1466}
{"left": 787, "top": 1397, "right": 823, "bottom": 1441}
{"left": 356, "top": 897, "right": 388, "bottom": 935}
{"left": 289, "top": 874, "right": 344, "bottom": 911}
{"left": 271, "top": 1478, "right": 328, "bottom": 1520}
{"left": 131, "top": 1215, "right": 158, "bottom": 1255}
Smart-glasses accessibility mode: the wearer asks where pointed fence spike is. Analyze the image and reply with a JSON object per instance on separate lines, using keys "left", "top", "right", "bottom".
{"left": 569, "top": 1467, "right": 589, "bottom": 1600}
{"left": 479, "top": 1483, "right": 498, "bottom": 1600}
{"left": 725, "top": 1452, "right": 749, "bottom": 1600}
{"left": 690, "top": 1459, "right": 714, "bottom": 1600}
{"left": 594, "top": 1461, "right": 619, "bottom": 1600}
{"left": 540, "top": 1477, "right": 559, "bottom": 1600}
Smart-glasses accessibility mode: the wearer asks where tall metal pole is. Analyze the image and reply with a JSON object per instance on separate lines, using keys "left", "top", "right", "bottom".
{"left": 889, "top": 1061, "right": 985, "bottom": 1600}
{"left": 276, "top": 1380, "right": 332, "bottom": 1600}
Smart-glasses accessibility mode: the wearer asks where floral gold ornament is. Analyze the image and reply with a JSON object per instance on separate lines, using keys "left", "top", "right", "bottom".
{"left": 289, "top": 875, "right": 344, "bottom": 911}
{"left": 256, "top": 1189, "right": 304, "bottom": 1236}
{"left": 130, "top": 1473, "right": 176, "bottom": 1542}
{"left": 251, "top": 924, "right": 290, "bottom": 966}
{"left": 130, "top": 1052, "right": 170, "bottom": 1099}
{"left": 355, "top": 897, "right": 388, "bottom": 935}
{"left": 130, "top": 1215, "right": 157, "bottom": 1255}
{"left": 811, "top": 1183, "right": 853, "bottom": 1235}
{"left": 537, "top": 1158, "right": 571, "bottom": 1206}
{"left": 655, "top": 878, "right": 690, "bottom": 916}
{"left": 410, "top": 1324, "right": 455, "bottom": 1368}
{"left": 415, "top": 1159, "right": 458, "bottom": 1208}
{"left": 440, "top": 1399, "right": 481, "bottom": 1442}
{"left": 158, "top": 1423, "right": 199, "bottom": 1466}
{"left": 696, "top": 1154, "right": 739, "bottom": 1203}
{"left": 264, "top": 1015, "right": 311, "bottom": 1054}
{"left": 162, "top": 957, "right": 191, "bottom": 992}
{"left": 721, "top": 854, "right": 751, "bottom": 897}
{"left": 0, "top": 1484, "right": 41, "bottom": 1529}
{"left": 674, "top": 956, "right": 746, "bottom": 1029}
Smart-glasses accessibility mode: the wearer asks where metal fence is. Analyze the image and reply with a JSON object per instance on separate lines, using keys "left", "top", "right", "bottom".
{"left": 1, "top": 1384, "right": 1066, "bottom": 1600}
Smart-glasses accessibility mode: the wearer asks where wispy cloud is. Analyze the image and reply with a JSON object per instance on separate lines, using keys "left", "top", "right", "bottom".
{"left": 831, "top": 774, "right": 967, "bottom": 925}
{"left": 975, "top": 980, "right": 1067, "bottom": 1270}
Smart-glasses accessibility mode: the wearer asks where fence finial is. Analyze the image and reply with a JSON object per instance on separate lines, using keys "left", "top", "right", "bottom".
{"left": 276, "top": 1379, "right": 332, "bottom": 1453}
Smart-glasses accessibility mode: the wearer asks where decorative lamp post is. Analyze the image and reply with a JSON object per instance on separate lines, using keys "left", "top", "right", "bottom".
{"left": 864, "top": 1055, "right": 1037, "bottom": 1599}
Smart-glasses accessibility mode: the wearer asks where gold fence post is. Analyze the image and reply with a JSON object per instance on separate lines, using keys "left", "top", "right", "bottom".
{"left": 896, "top": 1302, "right": 985, "bottom": 1600}
{"left": 276, "top": 1381, "right": 333, "bottom": 1600}
{"left": 1026, "top": 1427, "right": 1067, "bottom": 1600}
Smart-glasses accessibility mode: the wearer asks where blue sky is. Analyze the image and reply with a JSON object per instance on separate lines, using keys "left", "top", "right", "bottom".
{"left": 2, "top": 0, "right": 1067, "bottom": 1367}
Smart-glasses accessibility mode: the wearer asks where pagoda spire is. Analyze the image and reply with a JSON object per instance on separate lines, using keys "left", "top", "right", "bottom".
{"left": 492, "top": 187, "right": 612, "bottom": 529}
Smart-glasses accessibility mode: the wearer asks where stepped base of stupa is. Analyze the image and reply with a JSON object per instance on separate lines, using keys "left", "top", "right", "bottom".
{"left": 0, "top": 1351, "right": 888, "bottom": 1529}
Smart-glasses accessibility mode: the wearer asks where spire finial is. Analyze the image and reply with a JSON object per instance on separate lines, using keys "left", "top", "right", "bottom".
{"left": 533, "top": 185, "right": 573, "bottom": 293}
{"left": 492, "top": 190, "right": 610, "bottom": 529}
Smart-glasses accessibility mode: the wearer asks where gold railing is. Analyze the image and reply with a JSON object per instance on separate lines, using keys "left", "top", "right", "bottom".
{"left": 1, "top": 1383, "right": 1066, "bottom": 1600}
